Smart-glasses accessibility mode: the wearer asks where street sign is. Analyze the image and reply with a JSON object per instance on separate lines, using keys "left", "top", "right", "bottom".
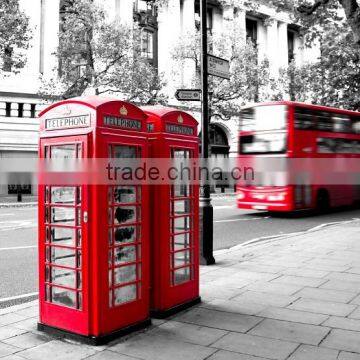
{"left": 207, "top": 54, "right": 230, "bottom": 80}
{"left": 175, "top": 89, "right": 202, "bottom": 101}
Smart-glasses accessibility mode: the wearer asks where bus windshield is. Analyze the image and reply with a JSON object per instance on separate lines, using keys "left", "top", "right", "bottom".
{"left": 240, "top": 105, "right": 287, "bottom": 132}
{"left": 239, "top": 105, "right": 287, "bottom": 154}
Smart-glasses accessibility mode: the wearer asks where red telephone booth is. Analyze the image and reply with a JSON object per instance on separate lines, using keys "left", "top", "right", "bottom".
{"left": 142, "top": 106, "right": 200, "bottom": 318}
{"left": 38, "top": 96, "right": 150, "bottom": 344}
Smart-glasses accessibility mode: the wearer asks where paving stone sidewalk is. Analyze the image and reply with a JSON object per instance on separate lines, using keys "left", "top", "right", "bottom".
{"left": 1, "top": 220, "right": 360, "bottom": 359}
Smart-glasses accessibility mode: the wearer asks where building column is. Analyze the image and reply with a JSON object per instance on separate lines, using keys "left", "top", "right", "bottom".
{"left": 118, "top": 0, "right": 133, "bottom": 26}
{"left": 234, "top": 8, "right": 246, "bottom": 45}
{"left": 294, "top": 34, "right": 304, "bottom": 65}
{"left": 278, "top": 21, "right": 288, "bottom": 69}
{"left": 158, "top": 0, "right": 181, "bottom": 98}
{"left": 42, "top": 0, "right": 60, "bottom": 77}
{"left": 221, "top": 5, "right": 234, "bottom": 58}
{"left": 266, "top": 19, "right": 278, "bottom": 76}
{"left": 181, "top": 0, "right": 196, "bottom": 87}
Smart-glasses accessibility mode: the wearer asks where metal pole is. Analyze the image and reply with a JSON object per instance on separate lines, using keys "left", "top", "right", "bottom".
{"left": 199, "top": 0, "right": 215, "bottom": 265}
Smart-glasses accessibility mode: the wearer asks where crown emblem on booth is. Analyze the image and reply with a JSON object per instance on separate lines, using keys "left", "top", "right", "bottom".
{"left": 120, "top": 105, "right": 128, "bottom": 116}
{"left": 177, "top": 115, "right": 184, "bottom": 123}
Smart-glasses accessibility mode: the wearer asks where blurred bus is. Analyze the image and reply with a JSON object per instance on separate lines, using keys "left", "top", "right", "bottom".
{"left": 237, "top": 102, "right": 360, "bottom": 212}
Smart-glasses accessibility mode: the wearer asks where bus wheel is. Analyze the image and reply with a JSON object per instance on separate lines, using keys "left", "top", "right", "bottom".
{"left": 316, "top": 190, "right": 330, "bottom": 213}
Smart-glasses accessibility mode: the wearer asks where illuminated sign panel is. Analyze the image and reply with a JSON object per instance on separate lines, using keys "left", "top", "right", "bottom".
{"left": 45, "top": 115, "right": 90, "bottom": 130}
{"left": 104, "top": 116, "right": 142, "bottom": 130}
{"left": 166, "top": 123, "right": 194, "bottom": 135}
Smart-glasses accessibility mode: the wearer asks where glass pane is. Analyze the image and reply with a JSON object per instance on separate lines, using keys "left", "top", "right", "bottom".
{"left": 173, "top": 199, "right": 191, "bottom": 214}
{"left": 172, "top": 150, "right": 190, "bottom": 159}
{"left": 113, "top": 146, "right": 137, "bottom": 158}
{"left": 173, "top": 267, "right": 191, "bottom": 285}
{"left": 114, "top": 284, "right": 137, "bottom": 305}
{"left": 172, "top": 232, "right": 191, "bottom": 250}
{"left": 109, "top": 290, "right": 113, "bottom": 308}
{"left": 77, "top": 229, "right": 82, "bottom": 247}
{"left": 51, "top": 247, "right": 76, "bottom": 267}
{"left": 114, "top": 226, "right": 137, "bottom": 244}
{"left": 51, "top": 145, "right": 76, "bottom": 159}
{"left": 108, "top": 249, "right": 113, "bottom": 266}
{"left": 77, "top": 292, "right": 82, "bottom": 309}
{"left": 45, "top": 266, "right": 50, "bottom": 282}
{"left": 114, "top": 206, "right": 138, "bottom": 224}
{"left": 77, "top": 271, "right": 82, "bottom": 288}
{"left": 173, "top": 184, "right": 190, "bottom": 197}
{"left": 51, "top": 187, "right": 76, "bottom": 204}
{"left": 114, "top": 265, "right": 137, "bottom": 285}
{"left": 51, "top": 267, "right": 76, "bottom": 288}
{"left": 51, "top": 227, "right": 75, "bottom": 246}
{"left": 174, "top": 250, "right": 191, "bottom": 268}
{"left": 114, "top": 245, "right": 136, "bottom": 265}
{"left": 113, "top": 186, "right": 137, "bottom": 203}
{"left": 51, "top": 207, "right": 75, "bottom": 226}
{"left": 45, "top": 285, "right": 51, "bottom": 301}
{"left": 108, "top": 228, "right": 113, "bottom": 245}
{"left": 174, "top": 216, "right": 191, "bottom": 232}
{"left": 51, "top": 287, "right": 76, "bottom": 308}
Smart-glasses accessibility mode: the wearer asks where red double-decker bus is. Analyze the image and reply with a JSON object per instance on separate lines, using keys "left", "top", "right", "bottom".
{"left": 237, "top": 101, "right": 360, "bottom": 212}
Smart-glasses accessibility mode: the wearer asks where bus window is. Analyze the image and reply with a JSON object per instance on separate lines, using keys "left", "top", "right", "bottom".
{"left": 352, "top": 118, "right": 360, "bottom": 134}
{"left": 315, "top": 111, "right": 333, "bottom": 132}
{"left": 333, "top": 115, "right": 352, "bottom": 133}
{"left": 317, "top": 137, "right": 337, "bottom": 153}
{"left": 294, "top": 108, "right": 314, "bottom": 130}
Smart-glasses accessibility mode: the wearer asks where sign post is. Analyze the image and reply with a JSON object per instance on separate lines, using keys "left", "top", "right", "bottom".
{"left": 199, "top": 0, "right": 215, "bottom": 266}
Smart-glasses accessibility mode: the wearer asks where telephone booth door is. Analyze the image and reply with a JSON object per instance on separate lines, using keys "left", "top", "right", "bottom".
{"left": 96, "top": 131, "right": 150, "bottom": 335}
{"left": 143, "top": 106, "right": 200, "bottom": 318}
{"left": 39, "top": 135, "right": 91, "bottom": 335}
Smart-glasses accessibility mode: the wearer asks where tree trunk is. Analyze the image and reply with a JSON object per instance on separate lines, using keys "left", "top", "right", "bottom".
{"left": 339, "top": 0, "right": 360, "bottom": 44}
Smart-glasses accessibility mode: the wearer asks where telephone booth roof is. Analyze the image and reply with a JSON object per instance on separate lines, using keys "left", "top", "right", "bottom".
{"left": 141, "top": 106, "right": 198, "bottom": 134}
{"left": 39, "top": 96, "right": 149, "bottom": 134}
{"left": 39, "top": 96, "right": 147, "bottom": 119}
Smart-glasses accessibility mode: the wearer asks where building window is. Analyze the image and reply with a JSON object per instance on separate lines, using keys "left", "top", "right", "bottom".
{"left": 5, "top": 103, "right": 11, "bottom": 117}
{"left": 30, "top": 104, "right": 36, "bottom": 118}
{"left": 288, "top": 30, "right": 295, "bottom": 63}
{"left": 246, "top": 18, "right": 258, "bottom": 46}
{"left": 141, "top": 30, "right": 154, "bottom": 60}
{"left": 18, "top": 103, "right": 24, "bottom": 118}
{"left": 134, "top": 0, "right": 153, "bottom": 14}
{"left": 194, "top": 2, "right": 213, "bottom": 35}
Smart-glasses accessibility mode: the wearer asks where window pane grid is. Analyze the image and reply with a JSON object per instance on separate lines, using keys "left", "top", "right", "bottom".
{"left": 169, "top": 149, "right": 194, "bottom": 287}
{"left": 108, "top": 145, "right": 142, "bottom": 308}
{"left": 44, "top": 148, "right": 83, "bottom": 310}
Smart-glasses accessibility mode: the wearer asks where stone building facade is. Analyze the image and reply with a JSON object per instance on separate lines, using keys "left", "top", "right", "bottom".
{"left": 0, "top": 0, "right": 318, "bottom": 194}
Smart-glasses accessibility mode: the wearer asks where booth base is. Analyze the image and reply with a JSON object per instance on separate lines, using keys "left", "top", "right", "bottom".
{"left": 37, "top": 318, "right": 152, "bottom": 346}
{"left": 150, "top": 296, "right": 201, "bottom": 319}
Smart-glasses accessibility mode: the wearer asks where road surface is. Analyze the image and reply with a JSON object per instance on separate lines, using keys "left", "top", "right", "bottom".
{"left": 1, "top": 198, "right": 360, "bottom": 308}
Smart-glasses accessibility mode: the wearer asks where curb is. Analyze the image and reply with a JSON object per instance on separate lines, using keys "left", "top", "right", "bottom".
{"left": 211, "top": 193, "right": 236, "bottom": 198}
{"left": 213, "top": 217, "right": 360, "bottom": 256}
{"left": 0, "top": 202, "right": 37, "bottom": 208}
{"left": 0, "top": 299, "right": 38, "bottom": 316}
